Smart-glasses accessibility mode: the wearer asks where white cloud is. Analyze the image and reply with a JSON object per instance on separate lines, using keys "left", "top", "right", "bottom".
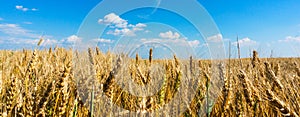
{"left": 23, "top": 22, "right": 32, "bottom": 24}
{"left": 40, "top": 39, "right": 58, "bottom": 46}
{"left": 149, "top": 31, "right": 200, "bottom": 47}
{"left": 158, "top": 31, "right": 197, "bottom": 49}
{"left": 188, "top": 40, "right": 200, "bottom": 47}
{"left": 24, "top": 39, "right": 39, "bottom": 44}
{"left": 0, "top": 23, "right": 56, "bottom": 46}
{"left": 0, "top": 23, "right": 39, "bottom": 38}
{"left": 98, "top": 13, "right": 128, "bottom": 28}
{"left": 16, "top": 5, "right": 22, "bottom": 9}
{"left": 141, "top": 38, "right": 185, "bottom": 44}
{"left": 31, "top": 8, "right": 38, "bottom": 11}
{"left": 206, "top": 34, "right": 223, "bottom": 42}
{"left": 23, "top": 39, "right": 57, "bottom": 46}
{"left": 66, "top": 35, "right": 81, "bottom": 43}
{"left": 107, "top": 28, "right": 135, "bottom": 36}
{"left": 0, "top": 24, "right": 86, "bottom": 48}
{"left": 132, "top": 23, "right": 147, "bottom": 31}
{"left": 16, "top": 5, "right": 37, "bottom": 12}
{"left": 93, "top": 38, "right": 114, "bottom": 43}
{"left": 279, "top": 36, "right": 300, "bottom": 43}
{"left": 159, "top": 31, "right": 180, "bottom": 39}
{"left": 145, "top": 30, "right": 150, "bottom": 33}
{"left": 98, "top": 13, "right": 147, "bottom": 36}
{"left": 16, "top": 5, "right": 27, "bottom": 11}
{"left": 0, "top": 36, "right": 57, "bottom": 47}
{"left": 232, "top": 37, "right": 257, "bottom": 47}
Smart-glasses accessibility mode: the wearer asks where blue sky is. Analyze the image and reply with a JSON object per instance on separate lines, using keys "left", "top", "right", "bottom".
{"left": 0, "top": 0, "right": 300, "bottom": 58}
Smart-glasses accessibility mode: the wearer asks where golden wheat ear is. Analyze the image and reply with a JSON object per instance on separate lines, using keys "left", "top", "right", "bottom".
{"left": 266, "top": 89, "right": 298, "bottom": 117}
{"left": 264, "top": 62, "right": 284, "bottom": 91}
{"left": 251, "top": 50, "right": 260, "bottom": 68}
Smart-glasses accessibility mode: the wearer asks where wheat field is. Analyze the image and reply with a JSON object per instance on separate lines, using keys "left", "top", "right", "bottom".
{"left": 0, "top": 47, "right": 299, "bottom": 117}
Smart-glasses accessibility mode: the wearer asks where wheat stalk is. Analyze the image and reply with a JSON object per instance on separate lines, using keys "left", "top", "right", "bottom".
{"left": 251, "top": 50, "right": 260, "bottom": 68}
{"left": 264, "top": 62, "right": 284, "bottom": 90}
{"left": 266, "top": 89, "right": 298, "bottom": 117}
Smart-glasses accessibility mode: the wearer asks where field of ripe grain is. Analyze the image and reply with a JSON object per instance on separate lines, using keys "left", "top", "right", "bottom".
{"left": 0, "top": 48, "right": 299, "bottom": 117}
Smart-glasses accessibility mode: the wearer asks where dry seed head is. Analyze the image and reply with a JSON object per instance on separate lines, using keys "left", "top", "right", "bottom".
{"left": 37, "top": 80, "right": 55, "bottom": 116}
{"left": 190, "top": 56, "right": 193, "bottom": 74}
{"left": 88, "top": 48, "right": 94, "bottom": 65}
{"left": 96, "top": 46, "right": 101, "bottom": 56}
{"left": 294, "top": 62, "right": 300, "bottom": 77}
{"left": 25, "top": 89, "right": 34, "bottom": 116}
{"left": 0, "top": 70, "right": 2, "bottom": 94}
{"left": 173, "top": 55, "right": 179, "bottom": 68}
{"left": 58, "top": 62, "right": 71, "bottom": 116}
{"left": 136, "top": 53, "right": 139, "bottom": 65}
{"left": 37, "top": 37, "right": 44, "bottom": 46}
{"left": 221, "top": 64, "right": 232, "bottom": 113}
{"left": 266, "top": 89, "right": 298, "bottom": 117}
{"left": 238, "top": 70, "right": 254, "bottom": 106}
{"left": 235, "top": 91, "right": 244, "bottom": 116}
{"left": 149, "top": 48, "right": 153, "bottom": 64}
{"left": 136, "top": 66, "right": 147, "bottom": 85}
{"left": 198, "top": 60, "right": 203, "bottom": 71}
{"left": 203, "top": 71, "right": 211, "bottom": 88}
{"left": 252, "top": 50, "right": 260, "bottom": 68}
{"left": 274, "top": 63, "right": 281, "bottom": 77}
{"left": 6, "top": 76, "right": 17, "bottom": 113}
{"left": 264, "top": 62, "right": 284, "bottom": 90}
{"left": 218, "top": 63, "right": 226, "bottom": 86}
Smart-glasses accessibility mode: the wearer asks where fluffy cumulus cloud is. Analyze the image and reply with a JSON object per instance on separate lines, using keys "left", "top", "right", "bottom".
{"left": 131, "top": 23, "right": 147, "bottom": 31}
{"left": 98, "top": 13, "right": 147, "bottom": 36}
{"left": 232, "top": 37, "right": 257, "bottom": 47}
{"left": 16, "top": 5, "right": 37, "bottom": 12}
{"left": 159, "top": 31, "right": 180, "bottom": 39}
{"left": 279, "top": 36, "right": 300, "bottom": 43}
{"left": 66, "top": 35, "right": 81, "bottom": 43}
{"left": 98, "top": 13, "right": 128, "bottom": 28}
{"left": 44, "top": 35, "right": 84, "bottom": 46}
{"left": 140, "top": 30, "right": 200, "bottom": 47}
